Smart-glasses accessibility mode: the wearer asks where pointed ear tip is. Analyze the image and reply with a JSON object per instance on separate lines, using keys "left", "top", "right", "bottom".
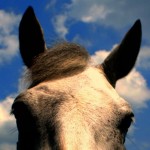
{"left": 134, "top": 19, "right": 142, "bottom": 29}
{"left": 23, "top": 6, "right": 35, "bottom": 17}
{"left": 19, "top": 6, "right": 35, "bottom": 28}
{"left": 26, "top": 6, "right": 34, "bottom": 12}
{"left": 135, "top": 19, "right": 141, "bottom": 23}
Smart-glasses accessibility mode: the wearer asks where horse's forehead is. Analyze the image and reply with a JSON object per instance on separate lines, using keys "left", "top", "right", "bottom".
{"left": 38, "top": 67, "right": 120, "bottom": 103}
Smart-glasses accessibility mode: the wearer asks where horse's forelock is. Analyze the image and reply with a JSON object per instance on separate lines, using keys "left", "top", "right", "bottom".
{"left": 27, "top": 42, "right": 90, "bottom": 87}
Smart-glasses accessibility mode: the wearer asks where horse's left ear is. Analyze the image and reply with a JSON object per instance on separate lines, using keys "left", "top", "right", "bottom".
{"left": 19, "top": 6, "right": 46, "bottom": 68}
{"left": 102, "top": 20, "right": 142, "bottom": 87}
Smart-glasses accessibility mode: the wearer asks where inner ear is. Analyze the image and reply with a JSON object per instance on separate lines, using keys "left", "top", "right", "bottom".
{"left": 19, "top": 6, "right": 46, "bottom": 68}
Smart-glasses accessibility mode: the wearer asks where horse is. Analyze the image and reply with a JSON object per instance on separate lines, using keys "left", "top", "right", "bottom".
{"left": 11, "top": 6, "right": 142, "bottom": 150}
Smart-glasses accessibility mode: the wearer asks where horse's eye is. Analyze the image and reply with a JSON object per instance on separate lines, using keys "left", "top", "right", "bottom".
{"left": 12, "top": 101, "right": 41, "bottom": 149}
{"left": 12, "top": 101, "right": 36, "bottom": 132}
{"left": 12, "top": 101, "right": 29, "bottom": 119}
{"left": 118, "top": 113, "right": 134, "bottom": 136}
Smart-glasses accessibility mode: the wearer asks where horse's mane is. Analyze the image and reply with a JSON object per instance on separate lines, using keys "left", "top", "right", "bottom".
{"left": 28, "top": 42, "right": 90, "bottom": 87}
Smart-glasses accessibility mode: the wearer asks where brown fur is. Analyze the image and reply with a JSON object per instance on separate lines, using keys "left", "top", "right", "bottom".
{"left": 28, "top": 42, "right": 90, "bottom": 87}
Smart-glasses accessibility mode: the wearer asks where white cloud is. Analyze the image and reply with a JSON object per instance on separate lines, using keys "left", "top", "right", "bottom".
{"left": 52, "top": 15, "right": 68, "bottom": 39}
{"left": 0, "top": 97, "right": 14, "bottom": 125}
{"left": 137, "top": 46, "right": 150, "bottom": 70}
{"left": 0, "top": 96, "right": 17, "bottom": 150}
{"left": 0, "top": 35, "right": 18, "bottom": 63}
{"left": 91, "top": 46, "right": 150, "bottom": 111}
{"left": 116, "top": 69, "right": 150, "bottom": 110}
{"left": 49, "top": 0, "right": 150, "bottom": 42}
{"left": 66, "top": 0, "right": 140, "bottom": 25}
{"left": 0, "top": 10, "right": 19, "bottom": 34}
{"left": 80, "top": 4, "right": 112, "bottom": 23}
{"left": 0, "top": 9, "right": 20, "bottom": 64}
{"left": 91, "top": 49, "right": 109, "bottom": 64}
{"left": 68, "top": 0, "right": 150, "bottom": 27}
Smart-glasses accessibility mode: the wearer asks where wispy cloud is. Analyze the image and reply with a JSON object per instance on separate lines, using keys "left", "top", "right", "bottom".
{"left": 79, "top": 4, "right": 112, "bottom": 23}
{"left": 52, "top": 14, "right": 68, "bottom": 39}
{"left": 49, "top": 0, "right": 150, "bottom": 43}
{"left": 137, "top": 46, "right": 150, "bottom": 70}
{"left": 0, "top": 9, "right": 20, "bottom": 64}
{"left": 72, "top": 34, "right": 92, "bottom": 47}
{"left": 45, "top": 0, "right": 57, "bottom": 10}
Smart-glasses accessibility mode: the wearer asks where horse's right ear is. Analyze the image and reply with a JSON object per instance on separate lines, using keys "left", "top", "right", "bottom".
{"left": 19, "top": 6, "right": 46, "bottom": 68}
{"left": 102, "top": 20, "right": 142, "bottom": 87}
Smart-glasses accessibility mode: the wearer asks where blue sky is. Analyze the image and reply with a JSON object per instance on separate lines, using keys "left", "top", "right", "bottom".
{"left": 0, "top": 0, "right": 150, "bottom": 150}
